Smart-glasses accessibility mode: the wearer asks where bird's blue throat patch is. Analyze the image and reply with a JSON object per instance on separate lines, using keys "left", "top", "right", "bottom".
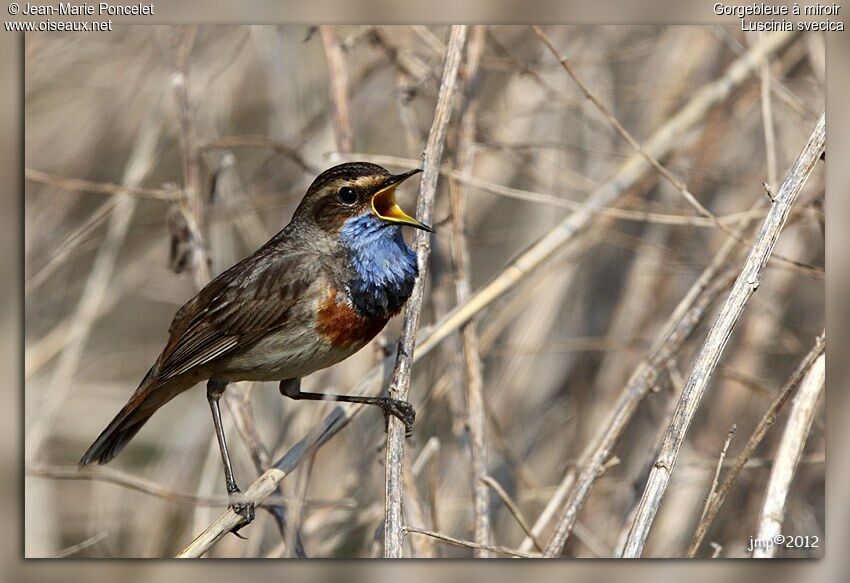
{"left": 339, "top": 214, "right": 418, "bottom": 320}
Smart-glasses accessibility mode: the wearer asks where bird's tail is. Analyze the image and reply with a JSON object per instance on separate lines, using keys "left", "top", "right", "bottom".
{"left": 78, "top": 368, "right": 177, "bottom": 467}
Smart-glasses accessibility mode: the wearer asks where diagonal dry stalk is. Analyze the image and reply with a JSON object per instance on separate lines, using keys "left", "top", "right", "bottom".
{"left": 688, "top": 332, "right": 825, "bottom": 556}
{"left": 532, "top": 26, "right": 817, "bottom": 279}
{"left": 537, "top": 263, "right": 739, "bottom": 556}
{"left": 482, "top": 475, "right": 543, "bottom": 552}
{"left": 620, "top": 112, "right": 824, "bottom": 558}
{"left": 532, "top": 178, "right": 790, "bottom": 555}
{"left": 175, "top": 28, "right": 797, "bottom": 558}
{"left": 448, "top": 24, "right": 491, "bottom": 557}
{"left": 410, "top": 31, "right": 800, "bottom": 361}
{"left": 753, "top": 350, "right": 825, "bottom": 558}
{"left": 383, "top": 24, "right": 468, "bottom": 559}
{"left": 26, "top": 112, "right": 164, "bottom": 462}
{"left": 24, "top": 114, "right": 175, "bottom": 296}
{"left": 697, "top": 425, "right": 737, "bottom": 529}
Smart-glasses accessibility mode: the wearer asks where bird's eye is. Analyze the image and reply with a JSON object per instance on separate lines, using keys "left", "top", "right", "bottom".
{"left": 338, "top": 186, "right": 357, "bottom": 204}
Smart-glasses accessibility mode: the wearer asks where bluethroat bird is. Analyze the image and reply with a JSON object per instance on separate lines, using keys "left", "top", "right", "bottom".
{"left": 79, "top": 162, "right": 431, "bottom": 526}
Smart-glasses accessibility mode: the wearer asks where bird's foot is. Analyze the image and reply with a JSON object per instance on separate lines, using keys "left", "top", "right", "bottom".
{"left": 379, "top": 397, "right": 416, "bottom": 436}
{"left": 227, "top": 487, "right": 255, "bottom": 538}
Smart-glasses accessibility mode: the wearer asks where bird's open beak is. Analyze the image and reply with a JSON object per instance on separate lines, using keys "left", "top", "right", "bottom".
{"left": 370, "top": 168, "right": 433, "bottom": 232}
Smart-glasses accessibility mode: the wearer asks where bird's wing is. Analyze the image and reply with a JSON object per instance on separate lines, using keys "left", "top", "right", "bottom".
{"left": 152, "top": 243, "right": 321, "bottom": 382}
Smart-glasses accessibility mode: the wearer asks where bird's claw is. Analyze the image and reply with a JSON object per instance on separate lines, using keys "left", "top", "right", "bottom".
{"left": 228, "top": 488, "right": 255, "bottom": 537}
{"left": 380, "top": 397, "right": 416, "bottom": 436}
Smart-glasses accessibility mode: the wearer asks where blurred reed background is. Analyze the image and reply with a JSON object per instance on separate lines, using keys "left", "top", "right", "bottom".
{"left": 24, "top": 25, "right": 824, "bottom": 558}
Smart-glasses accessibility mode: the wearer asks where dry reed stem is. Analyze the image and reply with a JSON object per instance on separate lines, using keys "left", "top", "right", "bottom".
{"left": 176, "top": 30, "right": 795, "bottom": 558}
{"left": 620, "top": 112, "right": 824, "bottom": 558}
{"left": 414, "top": 30, "right": 800, "bottom": 390}
{"left": 384, "top": 24, "right": 468, "bottom": 558}
{"left": 687, "top": 331, "right": 825, "bottom": 556}
{"left": 753, "top": 351, "right": 825, "bottom": 558}
{"left": 177, "top": 406, "right": 346, "bottom": 557}
{"left": 171, "top": 25, "right": 210, "bottom": 288}
{"left": 320, "top": 26, "right": 354, "bottom": 154}
{"left": 448, "top": 24, "right": 491, "bottom": 557}
{"left": 26, "top": 195, "right": 122, "bottom": 293}
{"left": 26, "top": 240, "right": 162, "bottom": 377}
{"left": 402, "top": 453, "right": 437, "bottom": 558}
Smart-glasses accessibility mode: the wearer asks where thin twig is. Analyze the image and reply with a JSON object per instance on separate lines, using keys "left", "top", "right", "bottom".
{"left": 539, "top": 267, "right": 739, "bottom": 556}
{"left": 687, "top": 332, "right": 825, "bottom": 556}
{"left": 753, "top": 352, "right": 825, "bottom": 558}
{"left": 52, "top": 531, "right": 108, "bottom": 558}
{"left": 198, "top": 135, "right": 317, "bottom": 174}
{"left": 384, "top": 24, "right": 468, "bottom": 559}
{"left": 403, "top": 526, "right": 541, "bottom": 558}
{"left": 482, "top": 475, "right": 544, "bottom": 552}
{"left": 620, "top": 112, "right": 824, "bottom": 558}
{"left": 696, "top": 425, "right": 737, "bottom": 528}
{"left": 759, "top": 31, "right": 779, "bottom": 190}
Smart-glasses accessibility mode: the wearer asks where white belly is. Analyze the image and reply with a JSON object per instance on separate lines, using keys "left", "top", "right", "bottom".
{"left": 214, "top": 326, "right": 363, "bottom": 382}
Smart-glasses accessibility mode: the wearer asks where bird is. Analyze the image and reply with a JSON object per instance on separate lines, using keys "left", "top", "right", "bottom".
{"left": 78, "top": 162, "right": 431, "bottom": 527}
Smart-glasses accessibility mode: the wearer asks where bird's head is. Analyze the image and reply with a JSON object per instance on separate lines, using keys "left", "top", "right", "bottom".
{"left": 293, "top": 162, "right": 432, "bottom": 235}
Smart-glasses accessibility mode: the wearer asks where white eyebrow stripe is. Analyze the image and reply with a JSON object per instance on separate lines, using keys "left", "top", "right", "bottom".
{"left": 351, "top": 175, "right": 383, "bottom": 189}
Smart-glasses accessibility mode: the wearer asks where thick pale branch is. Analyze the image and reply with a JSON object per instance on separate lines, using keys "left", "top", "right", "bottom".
{"left": 688, "top": 332, "right": 825, "bottom": 556}
{"left": 753, "top": 352, "right": 825, "bottom": 558}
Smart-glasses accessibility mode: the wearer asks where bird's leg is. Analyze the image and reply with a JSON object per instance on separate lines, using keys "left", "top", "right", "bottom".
{"left": 279, "top": 378, "right": 415, "bottom": 435}
{"left": 206, "top": 379, "right": 255, "bottom": 531}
